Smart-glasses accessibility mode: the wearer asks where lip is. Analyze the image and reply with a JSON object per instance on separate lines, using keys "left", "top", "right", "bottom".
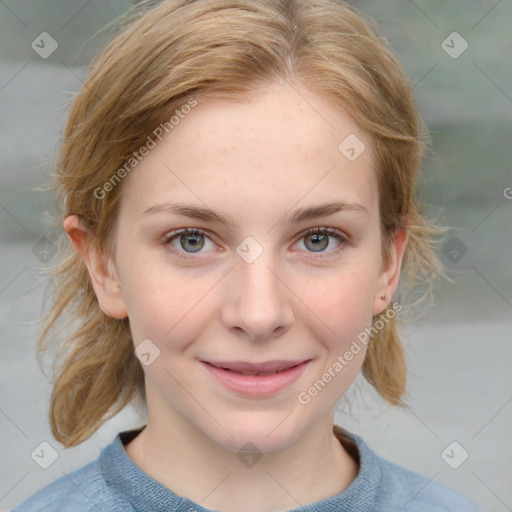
{"left": 200, "top": 359, "right": 311, "bottom": 397}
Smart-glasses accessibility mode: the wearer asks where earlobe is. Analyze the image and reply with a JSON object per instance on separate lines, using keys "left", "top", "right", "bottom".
{"left": 63, "top": 215, "right": 128, "bottom": 319}
{"left": 372, "top": 229, "right": 408, "bottom": 316}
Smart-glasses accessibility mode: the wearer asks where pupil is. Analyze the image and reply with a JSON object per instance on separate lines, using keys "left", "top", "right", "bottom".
{"left": 181, "top": 233, "right": 204, "bottom": 252}
{"left": 308, "top": 233, "right": 328, "bottom": 252}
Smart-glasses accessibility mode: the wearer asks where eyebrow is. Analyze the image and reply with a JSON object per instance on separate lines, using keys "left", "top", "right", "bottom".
{"left": 142, "top": 201, "right": 368, "bottom": 225}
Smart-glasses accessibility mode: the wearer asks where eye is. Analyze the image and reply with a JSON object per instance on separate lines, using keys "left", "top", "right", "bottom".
{"left": 162, "top": 228, "right": 215, "bottom": 258}
{"left": 161, "top": 226, "right": 348, "bottom": 260}
{"left": 295, "top": 226, "right": 348, "bottom": 258}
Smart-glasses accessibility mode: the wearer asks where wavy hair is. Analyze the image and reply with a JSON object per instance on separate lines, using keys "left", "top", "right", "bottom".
{"left": 38, "top": 0, "right": 443, "bottom": 447}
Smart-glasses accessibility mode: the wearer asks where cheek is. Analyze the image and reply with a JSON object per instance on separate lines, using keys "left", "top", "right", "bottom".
{"left": 299, "top": 264, "right": 378, "bottom": 384}
{"left": 302, "top": 265, "right": 378, "bottom": 333}
{"left": 119, "top": 255, "right": 217, "bottom": 349}
{"left": 295, "top": 272, "right": 374, "bottom": 408}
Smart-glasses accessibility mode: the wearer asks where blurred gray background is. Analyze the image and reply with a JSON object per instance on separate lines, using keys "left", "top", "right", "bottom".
{"left": 1, "top": 1, "right": 511, "bottom": 510}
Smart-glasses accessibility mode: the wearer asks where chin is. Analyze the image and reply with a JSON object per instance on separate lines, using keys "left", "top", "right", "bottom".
{"left": 201, "top": 408, "right": 306, "bottom": 453}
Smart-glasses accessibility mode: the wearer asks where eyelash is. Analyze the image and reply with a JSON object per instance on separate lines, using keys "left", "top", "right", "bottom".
{"left": 161, "top": 226, "right": 349, "bottom": 261}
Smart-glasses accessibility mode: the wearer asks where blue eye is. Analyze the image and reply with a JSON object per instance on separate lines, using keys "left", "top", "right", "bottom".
{"left": 298, "top": 227, "right": 347, "bottom": 258}
{"left": 161, "top": 226, "right": 348, "bottom": 260}
{"left": 162, "top": 228, "right": 213, "bottom": 258}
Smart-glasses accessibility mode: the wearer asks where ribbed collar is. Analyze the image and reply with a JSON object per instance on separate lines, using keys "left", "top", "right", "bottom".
{"left": 100, "top": 425, "right": 382, "bottom": 512}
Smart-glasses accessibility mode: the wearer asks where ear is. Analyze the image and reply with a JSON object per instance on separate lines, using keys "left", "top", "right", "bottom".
{"left": 372, "top": 229, "right": 408, "bottom": 316}
{"left": 63, "top": 215, "right": 128, "bottom": 319}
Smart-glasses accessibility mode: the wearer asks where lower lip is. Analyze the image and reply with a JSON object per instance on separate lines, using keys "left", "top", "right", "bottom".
{"left": 201, "top": 361, "right": 310, "bottom": 397}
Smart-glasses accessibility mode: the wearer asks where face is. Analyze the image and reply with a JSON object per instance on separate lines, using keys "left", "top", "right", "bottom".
{"left": 75, "top": 82, "right": 405, "bottom": 453}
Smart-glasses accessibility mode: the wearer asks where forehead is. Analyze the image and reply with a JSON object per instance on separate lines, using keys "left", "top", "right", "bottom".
{"left": 118, "top": 83, "right": 378, "bottom": 224}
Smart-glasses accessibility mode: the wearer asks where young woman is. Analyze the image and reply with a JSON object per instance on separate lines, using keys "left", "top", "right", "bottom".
{"left": 14, "top": 0, "right": 482, "bottom": 510}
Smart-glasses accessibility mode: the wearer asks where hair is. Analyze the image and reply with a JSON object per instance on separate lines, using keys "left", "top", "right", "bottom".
{"left": 37, "top": 0, "right": 443, "bottom": 447}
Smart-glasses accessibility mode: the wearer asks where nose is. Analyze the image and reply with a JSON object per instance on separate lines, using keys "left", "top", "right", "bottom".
{"left": 220, "top": 247, "right": 295, "bottom": 342}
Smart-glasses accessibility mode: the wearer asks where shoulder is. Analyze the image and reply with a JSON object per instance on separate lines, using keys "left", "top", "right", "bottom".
{"left": 335, "top": 427, "right": 482, "bottom": 512}
{"left": 377, "top": 455, "right": 482, "bottom": 511}
{"left": 12, "top": 442, "right": 133, "bottom": 512}
{"left": 12, "top": 459, "right": 103, "bottom": 511}
{"left": 345, "top": 431, "right": 482, "bottom": 512}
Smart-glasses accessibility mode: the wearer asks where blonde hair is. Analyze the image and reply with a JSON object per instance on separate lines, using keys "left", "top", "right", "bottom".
{"left": 38, "top": 0, "right": 443, "bottom": 447}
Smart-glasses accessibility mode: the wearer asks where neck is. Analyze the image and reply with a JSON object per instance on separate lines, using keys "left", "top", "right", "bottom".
{"left": 124, "top": 415, "right": 358, "bottom": 512}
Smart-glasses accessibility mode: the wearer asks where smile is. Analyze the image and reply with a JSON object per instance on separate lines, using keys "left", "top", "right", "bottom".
{"left": 200, "top": 359, "right": 311, "bottom": 396}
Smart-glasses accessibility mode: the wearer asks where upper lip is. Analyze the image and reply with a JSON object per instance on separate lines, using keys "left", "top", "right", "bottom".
{"left": 202, "top": 360, "right": 309, "bottom": 373}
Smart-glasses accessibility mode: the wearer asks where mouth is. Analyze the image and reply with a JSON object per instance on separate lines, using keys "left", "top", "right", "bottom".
{"left": 203, "top": 360, "right": 309, "bottom": 375}
{"left": 200, "top": 359, "right": 311, "bottom": 396}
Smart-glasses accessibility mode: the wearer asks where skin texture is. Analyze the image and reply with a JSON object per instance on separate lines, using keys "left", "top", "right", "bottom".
{"left": 64, "top": 82, "right": 407, "bottom": 512}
